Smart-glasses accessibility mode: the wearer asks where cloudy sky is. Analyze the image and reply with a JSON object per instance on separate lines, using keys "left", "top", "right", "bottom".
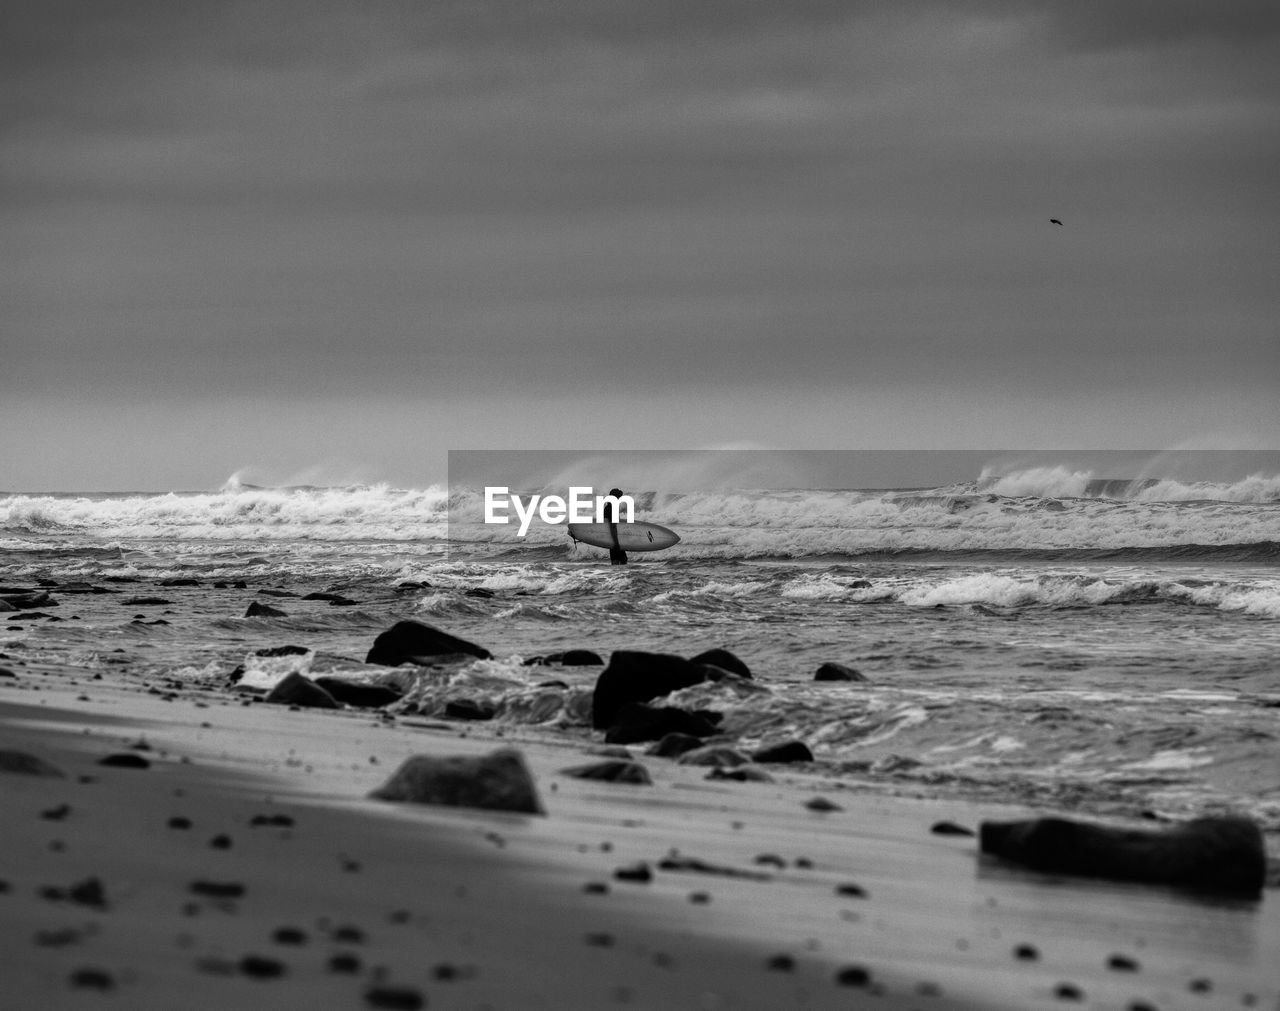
{"left": 3, "top": 1, "right": 1277, "bottom": 490}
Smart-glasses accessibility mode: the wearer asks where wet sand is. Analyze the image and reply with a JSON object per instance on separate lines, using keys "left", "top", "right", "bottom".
{"left": 1, "top": 666, "right": 1277, "bottom": 1010}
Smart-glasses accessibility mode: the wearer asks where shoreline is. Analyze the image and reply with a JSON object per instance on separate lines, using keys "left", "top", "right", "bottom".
{"left": 2, "top": 666, "right": 1277, "bottom": 1009}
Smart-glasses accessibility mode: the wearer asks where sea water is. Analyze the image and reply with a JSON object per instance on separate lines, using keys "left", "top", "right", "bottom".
{"left": 1, "top": 468, "right": 1277, "bottom": 840}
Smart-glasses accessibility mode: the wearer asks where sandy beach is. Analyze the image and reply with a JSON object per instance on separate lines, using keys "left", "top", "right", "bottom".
{"left": 2, "top": 657, "right": 1276, "bottom": 1011}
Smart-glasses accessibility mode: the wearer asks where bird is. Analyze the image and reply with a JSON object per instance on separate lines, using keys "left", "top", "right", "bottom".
{"left": 1049, "top": 218, "right": 1063, "bottom": 226}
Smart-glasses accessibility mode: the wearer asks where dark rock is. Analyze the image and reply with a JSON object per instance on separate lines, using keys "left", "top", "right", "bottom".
{"left": 835, "top": 965, "right": 872, "bottom": 987}
{"left": 559, "top": 760, "right": 652, "bottom": 785}
{"left": 254, "top": 645, "right": 310, "bottom": 657}
{"left": 160, "top": 578, "right": 201, "bottom": 587}
{"left": 264, "top": 672, "right": 339, "bottom": 710}
{"left": 369, "top": 747, "right": 544, "bottom": 815}
{"left": 753, "top": 740, "right": 814, "bottom": 764}
{"left": 815, "top": 662, "right": 868, "bottom": 682}
{"left": 464, "top": 587, "right": 495, "bottom": 599}
{"left": 98, "top": 752, "right": 151, "bottom": 769}
{"left": 603, "top": 703, "right": 721, "bottom": 744}
{"left": 443, "top": 699, "right": 496, "bottom": 721}
{"left": 805, "top": 796, "right": 842, "bottom": 812}
{"left": 645, "top": 732, "right": 705, "bottom": 758}
{"left": 0, "top": 750, "right": 65, "bottom": 777}
{"left": 366, "top": 620, "right": 490, "bottom": 666}
{"left": 123, "top": 597, "right": 171, "bottom": 606}
{"left": 69, "top": 967, "right": 115, "bottom": 990}
{"left": 189, "top": 880, "right": 246, "bottom": 898}
{"left": 257, "top": 588, "right": 297, "bottom": 598}
{"left": 0, "top": 667, "right": 15, "bottom": 677}
{"left": 0, "top": 592, "right": 53, "bottom": 608}
{"left": 302, "top": 591, "right": 353, "bottom": 602}
{"left": 313, "top": 678, "right": 402, "bottom": 709}
{"left": 979, "top": 815, "right": 1267, "bottom": 895}
{"left": 613, "top": 862, "right": 653, "bottom": 883}
{"left": 931, "top": 820, "right": 976, "bottom": 837}
{"left": 0, "top": 600, "right": 13, "bottom": 612}
{"left": 592, "top": 651, "right": 710, "bottom": 729}
{"left": 245, "top": 601, "right": 288, "bottom": 618}
{"left": 689, "top": 648, "right": 752, "bottom": 679}
{"left": 239, "top": 955, "right": 286, "bottom": 979}
{"left": 364, "top": 985, "right": 424, "bottom": 1009}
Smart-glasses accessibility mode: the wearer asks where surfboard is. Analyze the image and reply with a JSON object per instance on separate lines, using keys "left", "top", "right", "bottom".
{"left": 566, "top": 521, "right": 680, "bottom": 552}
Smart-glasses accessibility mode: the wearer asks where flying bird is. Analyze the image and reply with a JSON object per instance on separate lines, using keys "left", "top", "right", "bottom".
{"left": 1049, "top": 218, "right": 1063, "bottom": 226}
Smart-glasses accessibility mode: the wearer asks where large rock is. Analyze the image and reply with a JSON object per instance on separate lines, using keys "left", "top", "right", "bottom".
{"left": 369, "top": 748, "right": 543, "bottom": 815}
{"left": 753, "top": 740, "right": 814, "bottom": 764}
{"left": 366, "top": 621, "right": 490, "bottom": 667}
{"left": 689, "top": 648, "right": 752, "bottom": 679}
{"left": 0, "top": 749, "right": 66, "bottom": 777}
{"left": 264, "top": 672, "right": 339, "bottom": 709}
{"left": 313, "top": 677, "right": 402, "bottom": 708}
{"left": 592, "top": 651, "right": 710, "bottom": 730}
{"left": 559, "top": 760, "right": 652, "bottom": 785}
{"left": 979, "top": 815, "right": 1266, "bottom": 896}
{"left": 603, "top": 703, "right": 721, "bottom": 745}
{"left": 245, "top": 601, "right": 288, "bottom": 618}
{"left": 0, "top": 592, "right": 53, "bottom": 609}
{"left": 815, "top": 662, "right": 868, "bottom": 683}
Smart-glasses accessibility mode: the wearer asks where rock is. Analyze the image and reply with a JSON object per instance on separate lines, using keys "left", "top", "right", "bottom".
{"left": 815, "top": 662, "right": 868, "bottom": 682}
{"left": 464, "top": 587, "right": 495, "bottom": 599}
{"left": 0, "top": 667, "right": 15, "bottom": 678}
{"left": 0, "top": 592, "right": 54, "bottom": 608}
{"left": 313, "top": 678, "right": 403, "bottom": 708}
{"left": 257, "top": 588, "right": 297, "bottom": 598}
{"left": 245, "top": 601, "right": 288, "bottom": 618}
{"left": 160, "top": 578, "right": 201, "bottom": 587}
{"left": 678, "top": 746, "right": 750, "bottom": 768}
{"left": 645, "top": 733, "right": 705, "bottom": 758}
{"left": 254, "top": 645, "right": 310, "bottom": 657}
{"left": 264, "top": 672, "right": 339, "bottom": 709}
{"left": 99, "top": 753, "right": 150, "bottom": 769}
{"left": 303, "top": 591, "right": 354, "bottom": 603}
{"left": 603, "top": 703, "right": 721, "bottom": 745}
{"left": 123, "top": 597, "right": 171, "bottom": 606}
{"left": 753, "top": 740, "right": 814, "bottom": 764}
{"left": 0, "top": 599, "right": 13, "bottom": 612}
{"left": 592, "top": 651, "right": 710, "bottom": 730}
{"left": 0, "top": 749, "right": 66, "bottom": 777}
{"left": 559, "top": 760, "right": 652, "bottom": 785}
{"left": 979, "top": 815, "right": 1266, "bottom": 896}
{"left": 689, "top": 648, "right": 752, "bottom": 679}
{"left": 443, "top": 699, "right": 496, "bottom": 721}
{"left": 931, "top": 820, "right": 976, "bottom": 837}
{"left": 369, "top": 748, "right": 543, "bottom": 815}
{"left": 366, "top": 620, "right": 490, "bottom": 667}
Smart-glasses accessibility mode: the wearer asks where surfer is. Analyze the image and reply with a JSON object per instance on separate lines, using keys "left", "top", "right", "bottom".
{"left": 605, "top": 487, "right": 628, "bottom": 565}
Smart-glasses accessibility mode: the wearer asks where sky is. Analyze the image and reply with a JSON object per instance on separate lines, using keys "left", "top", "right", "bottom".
{"left": 3, "top": 1, "right": 1278, "bottom": 491}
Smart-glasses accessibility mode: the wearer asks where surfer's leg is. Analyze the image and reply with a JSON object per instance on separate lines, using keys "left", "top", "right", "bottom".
{"left": 610, "top": 548, "right": 628, "bottom": 565}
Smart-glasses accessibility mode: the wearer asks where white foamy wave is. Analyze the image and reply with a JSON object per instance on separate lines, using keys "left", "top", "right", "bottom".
{"left": 0, "top": 485, "right": 450, "bottom": 542}
{"left": 979, "top": 466, "right": 1094, "bottom": 499}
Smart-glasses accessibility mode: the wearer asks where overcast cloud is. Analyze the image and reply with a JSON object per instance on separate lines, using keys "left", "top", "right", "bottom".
{"left": 2, "top": 1, "right": 1277, "bottom": 489}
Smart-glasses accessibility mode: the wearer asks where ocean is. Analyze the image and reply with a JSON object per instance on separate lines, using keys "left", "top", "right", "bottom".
{"left": 2, "top": 464, "right": 1278, "bottom": 846}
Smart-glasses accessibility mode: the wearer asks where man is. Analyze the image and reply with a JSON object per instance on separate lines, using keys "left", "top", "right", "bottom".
{"left": 604, "top": 487, "right": 628, "bottom": 565}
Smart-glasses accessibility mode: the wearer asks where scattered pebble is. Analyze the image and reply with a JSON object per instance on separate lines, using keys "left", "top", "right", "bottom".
{"left": 766, "top": 954, "right": 795, "bottom": 972}
{"left": 167, "top": 816, "right": 192, "bottom": 830}
{"left": 835, "top": 882, "right": 869, "bottom": 898}
{"left": 272, "top": 926, "right": 308, "bottom": 945}
{"left": 329, "top": 953, "right": 362, "bottom": 974}
{"left": 583, "top": 882, "right": 610, "bottom": 895}
{"left": 69, "top": 967, "right": 115, "bottom": 990}
{"left": 331, "top": 924, "right": 367, "bottom": 944}
{"left": 585, "top": 932, "right": 615, "bottom": 947}
{"left": 1107, "top": 953, "right": 1139, "bottom": 971}
{"left": 1013, "top": 943, "right": 1039, "bottom": 961}
{"left": 1188, "top": 977, "right": 1212, "bottom": 994}
{"left": 930, "top": 820, "right": 975, "bottom": 837}
{"left": 188, "top": 880, "right": 245, "bottom": 899}
{"left": 1053, "top": 982, "right": 1083, "bottom": 1001}
{"left": 805, "top": 796, "right": 842, "bottom": 812}
{"left": 364, "top": 985, "right": 425, "bottom": 1010}
{"left": 239, "top": 955, "right": 286, "bottom": 979}
{"left": 688, "top": 891, "right": 711, "bottom": 904}
{"left": 835, "top": 965, "right": 871, "bottom": 987}
{"left": 210, "top": 834, "right": 233, "bottom": 850}
{"left": 613, "top": 862, "right": 653, "bottom": 883}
